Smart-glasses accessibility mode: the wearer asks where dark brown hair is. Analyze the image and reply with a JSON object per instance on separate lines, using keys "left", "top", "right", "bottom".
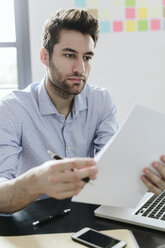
{"left": 42, "top": 9, "right": 99, "bottom": 56}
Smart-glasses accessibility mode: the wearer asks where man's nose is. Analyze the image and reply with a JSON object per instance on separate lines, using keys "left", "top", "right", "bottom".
{"left": 73, "top": 58, "right": 85, "bottom": 74}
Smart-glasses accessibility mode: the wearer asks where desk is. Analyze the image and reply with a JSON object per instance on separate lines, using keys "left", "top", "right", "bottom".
{"left": 0, "top": 198, "right": 164, "bottom": 248}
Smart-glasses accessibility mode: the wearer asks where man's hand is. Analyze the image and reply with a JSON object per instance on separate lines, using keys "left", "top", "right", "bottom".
{"left": 141, "top": 155, "right": 165, "bottom": 195}
{"left": 0, "top": 157, "right": 97, "bottom": 213}
{"left": 31, "top": 157, "right": 97, "bottom": 200}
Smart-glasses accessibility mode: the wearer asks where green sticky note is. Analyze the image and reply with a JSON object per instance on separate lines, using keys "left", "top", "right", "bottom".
{"left": 138, "top": 20, "right": 148, "bottom": 31}
{"left": 125, "top": 0, "right": 136, "bottom": 7}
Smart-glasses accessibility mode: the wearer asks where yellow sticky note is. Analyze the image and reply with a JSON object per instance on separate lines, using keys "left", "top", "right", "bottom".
{"left": 99, "top": 9, "right": 110, "bottom": 21}
{"left": 87, "top": 0, "right": 98, "bottom": 8}
{"left": 125, "top": 20, "right": 136, "bottom": 32}
{"left": 138, "top": 8, "right": 148, "bottom": 18}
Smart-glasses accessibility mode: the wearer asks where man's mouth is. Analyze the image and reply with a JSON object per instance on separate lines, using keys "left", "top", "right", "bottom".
{"left": 68, "top": 77, "right": 85, "bottom": 83}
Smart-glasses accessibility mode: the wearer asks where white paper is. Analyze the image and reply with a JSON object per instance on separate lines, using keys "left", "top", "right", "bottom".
{"left": 73, "top": 105, "right": 165, "bottom": 208}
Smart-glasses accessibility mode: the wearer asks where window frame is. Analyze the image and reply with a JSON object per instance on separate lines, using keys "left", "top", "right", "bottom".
{"left": 0, "top": 0, "right": 32, "bottom": 90}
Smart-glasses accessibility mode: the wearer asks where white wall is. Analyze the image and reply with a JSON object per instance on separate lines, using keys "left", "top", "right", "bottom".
{"left": 28, "top": 0, "right": 165, "bottom": 123}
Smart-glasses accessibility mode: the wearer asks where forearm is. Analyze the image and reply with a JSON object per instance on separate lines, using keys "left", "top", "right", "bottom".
{"left": 0, "top": 170, "right": 41, "bottom": 214}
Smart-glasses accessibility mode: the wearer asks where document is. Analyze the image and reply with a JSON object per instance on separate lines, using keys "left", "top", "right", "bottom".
{"left": 0, "top": 229, "right": 139, "bottom": 248}
{"left": 73, "top": 105, "right": 165, "bottom": 208}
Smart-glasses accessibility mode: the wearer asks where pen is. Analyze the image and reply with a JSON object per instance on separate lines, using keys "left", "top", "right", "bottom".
{"left": 32, "top": 208, "right": 71, "bottom": 228}
{"left": 47, "top": 150, "right": 90, "bottom": 183}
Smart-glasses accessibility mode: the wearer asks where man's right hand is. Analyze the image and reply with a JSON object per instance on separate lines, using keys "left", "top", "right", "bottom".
{"left": 33, "top": 157, "right": 97, "bottom": 199}
{"left": 0, "top": 157, "right": 97, "bottom": 214}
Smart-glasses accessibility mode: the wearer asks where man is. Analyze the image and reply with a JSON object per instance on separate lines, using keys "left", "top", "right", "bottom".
{"left": 0, "top": 9, "right": 118, "bottom": 213}
{"left": 0, "top": 9, "right": 164, "bottom": 214}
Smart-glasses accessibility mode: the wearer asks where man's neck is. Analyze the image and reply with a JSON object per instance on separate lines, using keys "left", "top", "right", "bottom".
{"left": 45, "top": 79, "right": 74, "bottom": 118}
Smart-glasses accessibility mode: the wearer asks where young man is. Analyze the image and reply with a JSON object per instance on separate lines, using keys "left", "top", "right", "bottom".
{"left": 0, "top": 9, "right": 164, "bottom": 214}
{"left": 0, "top": 9, "right": 118, "bottom": 213}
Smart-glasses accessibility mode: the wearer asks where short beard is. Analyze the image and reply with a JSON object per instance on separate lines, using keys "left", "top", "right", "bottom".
{"left": 48, "top": 59, "right": 86, "bottom": 98}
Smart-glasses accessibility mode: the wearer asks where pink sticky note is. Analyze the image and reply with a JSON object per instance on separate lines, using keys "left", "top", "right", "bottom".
{"left": 125, "top": 8, "right": 136, "bottom": 19}
{"left": 150, "top": 19, "right": 161, "bottom": 31}
{"left": 113, "top": 21, "right": 123, "bottom": 32}
{"left": 163, "top": 0, "right": 165, "bottom": 6}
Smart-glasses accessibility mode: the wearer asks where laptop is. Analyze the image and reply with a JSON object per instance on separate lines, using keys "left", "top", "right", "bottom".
{"left": 94, "top": 190, "right": 165, "bottom": 232}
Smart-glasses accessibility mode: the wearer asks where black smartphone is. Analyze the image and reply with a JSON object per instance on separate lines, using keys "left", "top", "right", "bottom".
{"left": 72, "top": 227, "right": 127, "bottom": 248}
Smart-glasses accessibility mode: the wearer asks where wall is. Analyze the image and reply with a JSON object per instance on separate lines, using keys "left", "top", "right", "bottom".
{"left": 28, "top": 0, "right": 165, "bottom": 123}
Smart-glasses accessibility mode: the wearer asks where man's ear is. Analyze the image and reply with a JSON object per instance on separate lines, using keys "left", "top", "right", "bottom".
{"left": 40, "top": 48, "right": 49, "bottom": 66}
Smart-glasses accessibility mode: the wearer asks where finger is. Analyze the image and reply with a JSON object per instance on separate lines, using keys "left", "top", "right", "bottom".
{"left": 143, "top": 168, "right": 165, "bottom": 190}
{"left": 141, "top": 175, "right": 162, "bottom": 195}
{"left": 48, "top": 179, "right": 84, "bottom": 193}
{"left": 49, "top": 158, "right": 96, "bottom": 172}
{"left": 160, "top": 155, "right": 165, "bottom": 164}
{"left": 49, "top": 166, "right": 97, "bottom": 184}
{"left": 47, "top": 181, "right": 85, "bottom": 200}
{"left": 152, "top": 161, "right": 165, "bottom": 179}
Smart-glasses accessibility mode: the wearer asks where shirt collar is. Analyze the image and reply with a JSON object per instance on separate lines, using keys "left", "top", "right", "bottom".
{"left": 37, "top": 77, "right": 88, "bottom": 116}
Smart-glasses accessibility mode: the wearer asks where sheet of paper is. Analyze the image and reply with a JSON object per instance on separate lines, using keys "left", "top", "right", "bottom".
{"left": 0, "top": 229, "right": 138, "bottom": 248}
{"left": 73, "top": 105, "right": 165, "bottom": 208}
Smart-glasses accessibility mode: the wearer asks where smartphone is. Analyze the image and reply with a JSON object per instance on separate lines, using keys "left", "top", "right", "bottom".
{"left": 72, "top": 227, "right": 127, "bottom": 248}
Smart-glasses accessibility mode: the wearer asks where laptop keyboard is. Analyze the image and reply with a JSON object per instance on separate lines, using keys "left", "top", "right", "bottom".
{"left": 135, "top": 190, "right": 165, "bottom": 220}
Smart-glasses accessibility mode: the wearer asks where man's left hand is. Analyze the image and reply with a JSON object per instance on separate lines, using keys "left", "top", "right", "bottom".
{"left": 141, "top": 155, "right": 165, "bottom": 195}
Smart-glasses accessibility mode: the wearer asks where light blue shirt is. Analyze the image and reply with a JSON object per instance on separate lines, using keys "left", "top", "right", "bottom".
{"left": 0, "top": 78, "right": 118, "bottom": 181}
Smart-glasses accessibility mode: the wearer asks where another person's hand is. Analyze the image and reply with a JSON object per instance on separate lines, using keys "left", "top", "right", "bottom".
{"left": 141, "top": 155, "right": 165, "bottom": 195}
{"left": 32, "top": 157, "right": 97, "bottom": 200}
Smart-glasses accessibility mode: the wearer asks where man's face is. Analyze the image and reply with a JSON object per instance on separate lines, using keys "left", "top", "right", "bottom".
{"left": 47, "top": 29, "right": 95, "bottom": 96}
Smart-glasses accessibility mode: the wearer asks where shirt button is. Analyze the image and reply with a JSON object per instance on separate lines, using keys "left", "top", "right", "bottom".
{"left": 67, "top": 146, "right": 71, "bottom": 150}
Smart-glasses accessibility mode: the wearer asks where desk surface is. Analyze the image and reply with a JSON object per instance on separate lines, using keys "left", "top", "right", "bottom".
{"left": 0, "top": 198, "right": 165, "bottom": 248}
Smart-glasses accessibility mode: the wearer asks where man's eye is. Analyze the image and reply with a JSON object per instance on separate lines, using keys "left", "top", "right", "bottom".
{"left": 65, "top": 54, "right": 75, "bottom": 58}
{"left": 84, "top": 56, "right": 92, "bottom": 61}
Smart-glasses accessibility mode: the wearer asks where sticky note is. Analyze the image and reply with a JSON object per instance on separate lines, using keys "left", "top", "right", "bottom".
{"left": 75, "top": 0, "right": 86, "bottom": 7}
{"left": 163, "top": 0, "right": 165, "bottom": 6}
{"left": 138, "top": 8, "right": 148, "bottom": 18}
{"left": 137, "top": 0, "right": 148, "bottom": 7}
{"left": 113, "top": 21, "right": 123, "bottom": 32}
{"left": 99, "top": 9, "right": 110, "bottom": 21}
{"left": 87, "top": 0, "right": 98, "bottom": 8}
{"left": 163, "top": 7, "right": 165, "bottom": 18}
{"left": 150, "top": 7, "right": 161, "bottom": 19}
{"left": 125, "top": 0, "right": 136, "bottom": 7}
{"left": 112, "top": 0, "right": 123, "bottom": 7}
{"left": 150, "top": 19, "right": 161, "bottom": 31}
{"left": 138, "top": 20, "right": 148, "bottom": 31}
{"left": 125, "top": 20, "right": 136, "bottom": 31}
{"left": 99, "top": 21, "right": 111, "bottom": 33}
{"left": 163, "top": 20, "right": 165, "bottom": 30}
{"left": 88, "top": 9, "right": 98, "bottom": 19}
{"left": 125, "top": 8, "right": 136, "bottom": 19}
